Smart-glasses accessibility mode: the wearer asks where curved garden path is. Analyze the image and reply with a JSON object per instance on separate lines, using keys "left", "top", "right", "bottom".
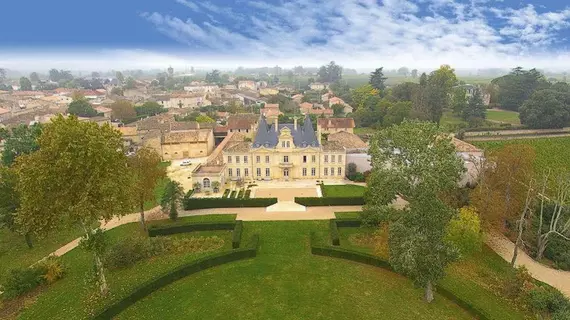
{"left": 485, "top": 232, "right": 570, "bottom": 297}
{"left": 44, "top": 206, "right": 570, "bottom": 299}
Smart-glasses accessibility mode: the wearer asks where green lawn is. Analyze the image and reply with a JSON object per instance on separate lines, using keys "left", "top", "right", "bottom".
{"left": 16, "top": 215, "right": 236, "bottom": 320}
{"left": 473, "top": 136, "right": 570, "bottom": 175}
{"left": 118, "top": 221, "right": 474, "bottom": 320}
{"left": 485, "top": 109, "right": 521, "bottom": 124}
{"left": 321, "top": 184, "right": 366, "bottom": 197}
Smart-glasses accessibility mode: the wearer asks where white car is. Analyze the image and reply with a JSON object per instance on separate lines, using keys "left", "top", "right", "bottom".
{"left": 180, "top": 159, "right": 192, "bottom": 166}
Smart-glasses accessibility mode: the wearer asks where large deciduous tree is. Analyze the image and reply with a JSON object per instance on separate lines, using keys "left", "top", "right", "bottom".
{"left": 67, "top": 98, "right": 97, "bottom": 117}
{"left": 19, "top": 77, "right": 32, "bottom": 91}
{"left": 0, "top": 166, "right": 33, "bottom": 248}
{"left": 426, "top": 65, "right": 457, "bottom": 125}
{"left": 110, "top": 100, "right": 136, "bottom": 122}
{"left": 492, "top": 67, "right": 549, "bottom": 111}
{"left": 29, "top": 72, "right": 40, "bottom": 83}
{"left": 1, "top": 124, "right": 42, "bottom": 166}
{"left": 369, "top": 67, "right": 387, "bottom": 92}
{"left": 135, "top": 101, "right": 166, "bottom": 117}
{"left": 462, "top": 88, "right": 487, "bottom": 123}
{"left": 15, "top": 115, "right": 134, "bottom": 295}
{"left": 128, "top": 147, "right": 166, "bottom": 230}
{"left": 519, "top": 89, "right": 570, "bottom": 129}
{"left": 365, "top": 120, "right": 464, "bottom": 302}
{"left": 317, "top": 61, "right": 343, "bottom": 83}
{"left": 351, "top": 84, "right": 379, "bottom": 111}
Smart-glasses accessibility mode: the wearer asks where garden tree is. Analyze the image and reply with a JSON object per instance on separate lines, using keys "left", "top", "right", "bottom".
{"left": 115, "top": 71, "right": 124, "bottom": 84}
{"left": 331, "top": 103, "right": 345, "bottom": 116}
{"left": 383, "top": 101, "right": 412, "bottom": 126}
{"left": 29, "top": 72, "right": 40, "bottom": 83}
{"left": 48, "top": 69, "right": 73, "bottom": 83}
{"left": 411, "top": 73, "right": 430, "bottom": 120}
{"left": 471, "top": 144, "right": 536, "bottom": 231}
{"left": 0, "top": 166, "right": 33, "bottom": 248}
{"left": 534, "top": 173, "right": 570, "bottom": 260}
{"left": 462, "top": 88, "right": 486, "bottom": 123}
{"left": 67, "top": 98, "right": 97, "bottom": 117}
{"left": 392, "top": 82, "right": 418, "bottom": 102}
{"left": 91, "top": 71, "right": 100, "bottom": 78}
{"left": 411, "top": 69, "right": 418, "bottom": 79}
{"left": 317, "top": 61, "right": 342, "bottom": 83}
{"left": 205, "top": 69, "right": 222, "bottom": 84}
{"left": 1, "top": 123, "right": 42, "bottom": 166}
{"left": 19, "top": 77, "right": 32, "bottom": 91}
{"left": 110, "top": 87, "right": 124, "bottom": 96}
{"left": 445, "top": 206, "right": 483, "bottom": 258}
{"left": 365, "top": 120, "right": 464, "bottom": 302}
{"left": 426, "top": 65, "right": 457, "bottom": 125}
{"left": 329, "top": 81, "right": 352, "bottom": 105}
{"left": 451, "top": 87, "right": 467, "bottom": 115}
{"left": 15, "top": 115, "right": 134, "bottom": 295}
{"left": 48, "top": 69, "right": 59, "bottom": 82}
{"left": 511, "top": 179, "right": 535, "bottom": 267}
{"left": 353, "top": 95, "right": 388, "bottom": 128}
{"left": 110, "top": 100, "right": 136, "bottom": 122}
{"left": 195, "top": 114, "right": 215, "bottom": 123}
{"left": 352, "top": 84, "right": 379, "bottom": 110}
{"left": 369, "top": 67, "right": 387, "bottom": 92}
{"left": 519, "top": 89, "right": 570, "bottom": 129}
{"left": 161, "top": 179, "right": 184, "bottom": 221}
{"left": 491, "top": 67, "right": 549, "bottom": 111}
{"left": 192, "top": 182, "right": 202, "bottom": 193}
{"left": 211, "top": 181, "right": 221, "bottom": 193}
{"left": 124, "top": 77, "right": 136, "bottom": 89}
{"left": 128, "top": 147, "right": 166, "bottom": 230}
{"left": 397, "top": 67, "right": 409, "bottom": 77}
{"left": 346, "top": 162, "right": 357, "bottom": 178}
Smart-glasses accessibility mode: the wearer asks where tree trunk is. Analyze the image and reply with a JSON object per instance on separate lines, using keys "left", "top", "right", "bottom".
{"left": 536, "top": 238, "right": 547, "bottom": 261}
{"left": 24, "top": 232, "right": 33, "bottom": 249}
{"left": 425, "top": 281, "right": 434, "bottom": 303}
{"left": 511, "top": 237, "right": 520, "bottom": 267}
{"left": 139, "top": 203, "right": 146, "bottom": 231}
{"left": 94, "top": 252, "right": 109, "bottom": 296}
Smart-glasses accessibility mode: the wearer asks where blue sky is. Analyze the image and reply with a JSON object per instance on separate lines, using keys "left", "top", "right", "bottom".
{"left": 1, "top": 0, "right": 570, "bottom": 70}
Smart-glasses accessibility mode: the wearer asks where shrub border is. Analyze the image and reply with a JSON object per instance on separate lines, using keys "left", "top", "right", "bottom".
{"left": 148, "top": 220, "right": 245, "bottom": 250}
{"left": 94, "top": 234, "right": 259, "bottom": 319}
{"left": 294, "top": 197, "right": 365, "bottom": 206}
{"left": 329, "top": 218, "right": 362, "bottom": 246}
{"left": 183, "top": 197, "right": 278, "bottom": 210}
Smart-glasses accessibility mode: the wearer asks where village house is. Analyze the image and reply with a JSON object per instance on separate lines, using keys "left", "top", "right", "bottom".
{"left": 95, "top": 106, "right": 112, "bottom": 118}
{"left": 317, "top": 118, "right": 355, "bottom": 134}
{"left": 260, "top": 103, "right": 282, "bottom": 120}
{"left": 183, "top": 84, "right": 219, "bottom": 93}
{"left": 237, "top": 80, "right": 257, "bottom": 91}
{"left": 259, "top": 88, "right": 279, "bottom": 96}
{"left": 292, "top": 94, "right": 304, "bottom": 104}
{"left": 328, "top": 97, "right": 353, "bottom": 114}
{"left": 309, "top": 82, "right": 328, "bottom": 91}
{"left": 0, "top": 107, "right": 11, "bottom": 122}
{"left": 299, "top": 102, "right": 333, "bottom": 117}
{"left": 154, "top": 93, "right": 211, "bottom": 109}
{"left": 226, "top": 113, "right": 258, "bottom": 137}
{"left": 161, "top": 129, "right": 215, "bottom": 160}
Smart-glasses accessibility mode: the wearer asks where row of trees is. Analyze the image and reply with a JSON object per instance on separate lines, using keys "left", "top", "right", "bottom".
{"left": 0, "top": 116, "right": 183, "bottom": 296}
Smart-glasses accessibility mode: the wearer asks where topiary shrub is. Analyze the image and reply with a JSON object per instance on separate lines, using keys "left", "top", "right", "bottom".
{"left": 104, "top": 236, "right": 154, "bottom": 269}
{"left": 232, "top": 220, "right": 243, "bottom": 249}
{"left": 528, "top": 286, "right": 569, "bottom": 314}
{"left": 552, "top": 307, "right": 570, "bottom": 320}
{"left": 36, "top": 256, "right": 65, "bottom": 284}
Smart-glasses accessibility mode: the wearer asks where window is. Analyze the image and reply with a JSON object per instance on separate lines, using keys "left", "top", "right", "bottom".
{"left": 227, "top": 156, "right": 232, "bottom": 163}
{"left": 286, "top": 141, "right": 290, "bottom": 148}
{"left": 284, "top": 156, "right": 289, "bottom": 163}
{"left": 330, "top": 167, "right": 335, "bottom": 176}
{"left": 332, "top": 155, "right": 336, "bottom": 163}
{"left": 324, "top": 155, "right": 328, "bottom": 163}
{"left": 203, "top": 178, "right": 211, "bottom": 188}
{"left": 338, "top": 155, "right": 342, "bottom": 163}
{"left": 281, "top": 141, "right": 286, "bottom": 148}
{"left": 265, "top": 168, "right": 270, "bottom": 177}
{"left": 256, "top": 156, "right": 260, "bottom": 163}
{"left": 228, "top": 168, "right": 233, "bottom": 177}
{"left": 245, "top": 168, "right": 249, "bottom": 177}
{"left": 236, "top": 168, "right": 241, "bottom": 177}
{"left": 303, "top": 155, "right": 307, "bottom": 163}
{"left": 284, "top": 169, "right": 289, "bottom": 177}
{"left": 265, "top": 156, "right": 270, "bottom": 163}
{"left": 236, "top": 156, "right": 240, "bottom": 164}
{"left": 324, "top": 168, "right": 328, "bottom": 176}
{"left": 338, "top": 167, "right": 342, "bottom": 176}
{"left": 244, "top": 156, "right": 248, "bottom": 164}
{"left": 312, "top": 155, "right": 316, "bottom": 163}
{"left": 311, "top": 168, "right": 316, "bottom": 176}
{"left": 302, "top": 168, "right": 307, "bottom": 176}
{"left": 256, "top": 168, "right": 261, "bottom": 177}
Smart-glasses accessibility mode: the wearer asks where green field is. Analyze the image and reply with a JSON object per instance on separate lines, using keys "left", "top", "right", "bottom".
{"left": 322, "top": 184, "right": 366, "bottom": 197}
{"left": 473, "top": 136, "right": 570, "bottom": 175}
{"left": 485, "top": 109, "right": 521, "bottom": 125}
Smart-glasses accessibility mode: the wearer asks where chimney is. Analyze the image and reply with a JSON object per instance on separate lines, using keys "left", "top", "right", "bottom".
{"left": 274, "top": 117, "right": 278, "bottom": 132}
{"left": 317, "top": 124, "right": 322, "bottom": 144}
{"left": 294, "top": 117, "right": 298, "bottom": 130}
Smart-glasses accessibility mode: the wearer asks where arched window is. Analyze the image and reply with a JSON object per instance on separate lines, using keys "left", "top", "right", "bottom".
{"left": 203, "top": 178, "right": 211, "bottom": 188}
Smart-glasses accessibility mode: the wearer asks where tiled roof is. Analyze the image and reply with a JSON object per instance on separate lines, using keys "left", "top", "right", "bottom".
{"left": 452, "top": 137, "right": 481, "bottom": 153}
{"left": 95, "top": 106, "right": 112, "bottom": 113}
{"left": 194, "top": 164, "right": 225, "bottom": 175}
{"left": 261, "top": 108, "right": 282, "bottom": 118}
{"left": 170, "top": 121, "right": 199, "bottom": 131}
{"left": 224, "top": 142, "right": 251, "bottom": 153}
{"left": 318, "top": 118, "right": 355, "bottom": 129}
{"left": 208, "top": 132, "right": 246, "bottom": 165}
{"left": 161, "top": 129, "right": 211, "bottom": 144}
{"left": 253, "top": 115, "right": 319, "bottom": 148}
{"left": 327, "top": 131, "right": 367, "bottom": 149}
{"left": 264, "top": 103, "right": 279, "bottom": 109}
{"left": 321, "top": 140, "right": 345, "bottom": 152}
{"left": 227, "top": 113, "right": 257, "bottom": 130}
{"left": 118, "top": 126, "right": 137, "bottom": 136}
{"left": 300, "top": 102, "right": 313, "bottom": 110}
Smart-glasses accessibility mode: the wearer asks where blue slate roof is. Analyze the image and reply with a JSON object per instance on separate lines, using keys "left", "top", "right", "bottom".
{"left": 252, "top": 115, "right": 319, "bottom": 148}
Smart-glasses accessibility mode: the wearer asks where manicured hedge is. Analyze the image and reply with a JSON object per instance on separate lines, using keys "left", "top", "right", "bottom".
{"left": 335, "top": 218, "right": 362, "bottom": 228}
{"left": 148, "top": 221, "right": 236, "bottom": 237}
{"left": 222, "top": 189, "right": 230, "bottom": 198}
{"left": 244, "top": 190, "right": 251, "bottom": 199}
{"left": 230, "top": 190, "right": 237, "bottom": 198}
{"left": 330, "top": 220, "right": 340, "bottom": 246}
{"left": 237, "top": 189, "right": 245, "bottom": 199}
{"left": 294, "top": 197, "right": 365, "bottom": 206}
{"left": 94, "top": 235, "right": 259, "bottom": 319}
{"left": 183, "top": 197, "right": 278, "bottom": 210}
{"left": 232, "top": 220, "right": 243, "bottom": 249}
{"left": 309, "top": 235, "right": 490, "bottom": 320}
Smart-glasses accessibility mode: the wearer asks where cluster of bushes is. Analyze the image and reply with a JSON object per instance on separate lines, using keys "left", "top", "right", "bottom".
{"left": 1, "top": 256, "right": 65, "bottom": 299}
{"left": 345, "top": 163, "right": 371, "bottom": 182}
{"left": 183, "top": 197, "right": 277, "bottom": 210}
{"left": 95, "top": 234, "right": 260, "bottom": 319}
{"left": 543, "top": 233, "right": 570, "bottom": 271}
{"left": 295, "top": 197, "right": 365, "bottom": 206}
{"left": 104, "top": 235, "right": 225, "bottom": 270}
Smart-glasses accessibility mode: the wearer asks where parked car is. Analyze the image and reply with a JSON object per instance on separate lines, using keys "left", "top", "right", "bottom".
{"left": 180, "top": 159, "right": 192, "bottom": 166}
